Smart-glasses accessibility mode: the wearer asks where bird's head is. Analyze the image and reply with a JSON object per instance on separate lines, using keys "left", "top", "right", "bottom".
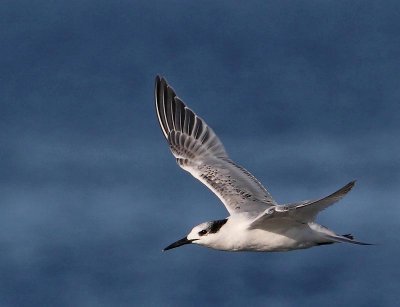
{"left": 163, "top": 219, "right": 228, "bottom": 251}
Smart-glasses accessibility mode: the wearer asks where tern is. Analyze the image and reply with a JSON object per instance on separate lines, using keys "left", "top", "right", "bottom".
{"left": 155, "top": 76, "right": 370, "bottom": 252}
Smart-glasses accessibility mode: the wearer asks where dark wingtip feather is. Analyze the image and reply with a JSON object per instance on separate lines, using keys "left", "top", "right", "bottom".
{"left": 345, "top": 180, "right": 356, "bottom": 191}
{"left": 334, "top": 180, "right": 356, "bottom": 197}
{"left": 154, "top": 75, "right": 185, "bottom": 140}
{"left": 154, "top": 75, "right": 162, "bottom": 98}
{"left": 154, "top": 75, "right": 170, "bottom": 139}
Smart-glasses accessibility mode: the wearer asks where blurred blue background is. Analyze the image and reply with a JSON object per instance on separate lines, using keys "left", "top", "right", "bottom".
{"left": 1, "top": 1, "right": 399, "bottom": 306}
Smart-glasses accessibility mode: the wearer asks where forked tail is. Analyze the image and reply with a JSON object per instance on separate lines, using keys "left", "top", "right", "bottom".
{"left": 324, "top": 233, "right": 372, "bottom": 245}
{"left": 309, "top": 222, "right": 372, "bottom": 246}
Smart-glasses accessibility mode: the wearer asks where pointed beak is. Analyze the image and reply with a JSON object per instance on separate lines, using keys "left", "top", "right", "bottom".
{"left": 163, "top": 237, "right": 196, "bottom": 251}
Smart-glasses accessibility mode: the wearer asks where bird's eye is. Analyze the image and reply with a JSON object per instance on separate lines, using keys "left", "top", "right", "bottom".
{"left": 198, "top": 229, "right": 207, "bottom": 236}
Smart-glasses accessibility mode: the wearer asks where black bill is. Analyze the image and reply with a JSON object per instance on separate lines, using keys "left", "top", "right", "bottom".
{"left": 163, "top": 237, "right": 196, "bottom": 251}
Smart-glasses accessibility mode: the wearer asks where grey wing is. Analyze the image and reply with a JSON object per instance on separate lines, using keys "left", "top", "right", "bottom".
{"left": 155, "top": 76, "right": 277, "bottom": 215}
{"left": 285, "top": 181, "right": 356, "bottom": 221}
{"left": 249, "top": 181, "right": 355, "bottom": 228}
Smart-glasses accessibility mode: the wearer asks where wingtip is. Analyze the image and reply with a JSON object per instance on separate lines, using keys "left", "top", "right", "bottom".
{"left": 155, "top": 75, "right": 164, "bottom": 90}
{"left": 155, "top": 75, "right": 173, "bottom": 96}
{"left": 344, "top": 180, "right": 356, "bottom": 192}
{"left": 154, "top": 75, "right": 161, "bottom": 95}
{"left": 155, "top": 75, "right": 167, "bottom": 89}
{"left": 155, "top": 74, "right": 167, "bottom": 84}
{"left": 155, "top": 75, "right": 172, "bottom": 99}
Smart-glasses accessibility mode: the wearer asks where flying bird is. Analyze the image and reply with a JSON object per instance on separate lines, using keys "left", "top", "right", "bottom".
{"left": 155, "top": 76, "right": 370, "bottom": 252}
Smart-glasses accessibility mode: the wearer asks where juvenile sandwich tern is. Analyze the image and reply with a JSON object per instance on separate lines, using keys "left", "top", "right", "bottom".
{"left": 155, "top": 75, "right": 370, "bottom": 252}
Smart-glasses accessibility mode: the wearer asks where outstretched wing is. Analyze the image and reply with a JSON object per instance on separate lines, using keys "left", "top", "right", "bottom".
{"left": 285, "top": 181, "right": 356, "bottom": 221}
{"left": 249, "top": 181, "right": 356, "bottom": 228}
{"left": 155, "top": 76, "right": 277, "bottom": 215}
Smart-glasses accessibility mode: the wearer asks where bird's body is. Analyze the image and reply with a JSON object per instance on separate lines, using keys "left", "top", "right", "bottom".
{"left": 155, "top": 75, "right": 370, "bottom": 252}
{"left": 188, "top": 215, "right": 319, "bottom": 252}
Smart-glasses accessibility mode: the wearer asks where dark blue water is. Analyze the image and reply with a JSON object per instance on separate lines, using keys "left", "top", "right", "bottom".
{"left": 1, "top": 1, "right": 399, "bottom": 306}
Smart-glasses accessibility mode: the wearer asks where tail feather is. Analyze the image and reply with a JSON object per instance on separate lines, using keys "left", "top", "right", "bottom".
{"left": 342, "top": 233, "right": 354, "bottom": 240}
{"left": 325, "top": 233, "right": 372, "bottom": 246}
{"left": 309, "top": 223, "right": 372, "bottom": 246}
